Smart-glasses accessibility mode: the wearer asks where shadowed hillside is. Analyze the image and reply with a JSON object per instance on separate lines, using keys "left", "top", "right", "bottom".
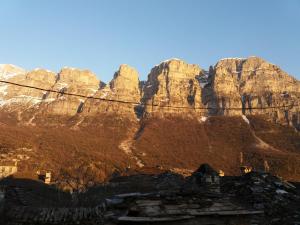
{"left": 134, "top": 116, "right": 300, "bottom": 180}
{"left": 1, "top": 113, "right": 299, "bottom": 191}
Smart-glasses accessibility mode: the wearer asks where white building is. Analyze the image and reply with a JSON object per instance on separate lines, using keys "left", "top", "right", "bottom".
{"left": 0, "top": 165, "right": 17, "bottom": 178}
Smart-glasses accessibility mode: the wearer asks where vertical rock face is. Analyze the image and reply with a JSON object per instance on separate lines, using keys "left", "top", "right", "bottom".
{"left": 142, "top": 59, "right": 206, "bottom": 117}
{"left": 81, "top": 64, "right": 140, "bottom": 117}
{"left": 211, "top": 57, "right": 300, "bottom": 127}
{"left": 42, "top": 68, "right": 100, "bottom": 116}
{"left": 0, "top": 66, "right": 101, "bottom": 120}
{"left": 208, "top": 58, "right": 244, "bottom": 115}
{"left": 0, "top": 64, "right": 26, "bottom": 107}
{"left": 0, "top": 58, "right": 299, "bottom": 129}
{"left": 0, "top": 67, "right": 56, "bottom": 111}
{"left": 110, "top": 64, "right": 140, "bottom": 102}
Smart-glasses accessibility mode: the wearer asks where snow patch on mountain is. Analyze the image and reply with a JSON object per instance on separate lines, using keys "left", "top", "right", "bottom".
{"left": 242, "top": 115, "right": 250, "bottom": 124}
{"left": 219, "top": 57, "right": 246, "bottom": 61}
{"left": 162, "top": 58, "right": 181, "bottom": 63}
{"left": 198, "top": 116, "right": 208, "bottom": 123}
{"left": 0, "top": 64, "right": 26, "bottom": 80}
{"left": 0, "top": 85, "right": 8, "bottom": 96}
{"left": 62, "top": 66, "right": 77, "bottom": 71}
{"left": 0, "top": 95, "right": 43, "bottom": 107}
{"left": 154, "top": 58, "right": 182, "bottom": 67}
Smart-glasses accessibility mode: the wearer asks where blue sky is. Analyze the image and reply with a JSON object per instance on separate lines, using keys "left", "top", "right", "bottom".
{"left": 0, "top": 0, "right": 299, "bottom": 82}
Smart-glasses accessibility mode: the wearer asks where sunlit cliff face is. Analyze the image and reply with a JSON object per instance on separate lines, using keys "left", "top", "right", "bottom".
{"left": 0, "top": 56, "right": 299, "bottom": 129}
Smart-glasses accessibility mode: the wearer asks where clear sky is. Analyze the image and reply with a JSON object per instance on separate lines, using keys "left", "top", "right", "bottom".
{"left": 0, "top": 0, "right": 299, "bottom": 82}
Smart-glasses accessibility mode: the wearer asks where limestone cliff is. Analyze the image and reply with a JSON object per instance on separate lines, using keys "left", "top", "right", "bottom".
{"left": 0, "top": 67, "right": 55, "bottom": 111}
{"left": 0, "top": 58, "right": 299, "bottom": 129}
{"left": 81, "top": 64, "right": 140, "bottom": 117}
{"left": 110, "top": 64, "right": 140, "bottom": 102}
{"left": 142, "top": 59, "right": 206, "bottom": 117}
{"left": 40, "top": 68, "right": 100, "bottom": 116}
{"left": 209, "top": 57, "right": 300, "bottom": 128}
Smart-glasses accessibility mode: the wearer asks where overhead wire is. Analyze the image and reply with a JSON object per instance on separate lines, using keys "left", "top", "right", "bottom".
{"left": 0, "top": 79, "right": 298, "bottom": 110}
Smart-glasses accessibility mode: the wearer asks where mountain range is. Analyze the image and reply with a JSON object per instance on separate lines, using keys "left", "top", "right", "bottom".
{"left": 0, "top": 56, "right": 299, "bottom": 191}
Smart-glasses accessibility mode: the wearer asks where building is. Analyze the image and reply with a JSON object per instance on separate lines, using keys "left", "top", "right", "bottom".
{"left": 0, "top": 164, "right": 18, "bottom": 179}
{"left": 241, "top": 166, "right": 252, "bottom": 174}
{"left": 37, "top": 171, "right": 52, "bottom": 184}
{"left": 184, "top": 163, "right": 221, "bottom": 194}
{"left": 194, "top": 163, "right": 221, "bottom": 193}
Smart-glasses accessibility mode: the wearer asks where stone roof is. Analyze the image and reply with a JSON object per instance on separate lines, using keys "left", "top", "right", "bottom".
{"left": 2, "top": 165, "right": 300, "bottom": 225}
{"left": 194, "top": 163, "right": 218, "bottom": 176}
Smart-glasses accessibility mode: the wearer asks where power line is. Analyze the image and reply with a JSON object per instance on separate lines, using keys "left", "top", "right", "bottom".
{"left": 0, "top": 79, "right": 299, "bottom": 110}
{"left": 0, "top": 80, "right": 140, "bottom": 105}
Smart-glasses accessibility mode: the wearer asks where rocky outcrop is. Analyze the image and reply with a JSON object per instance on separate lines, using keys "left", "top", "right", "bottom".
{"left": 0, "top": 64, "right": 26, "bottom": 106}
{"left": 142, "top": 59, "right": 206, "bottom": 117}
{"left": 209, "top": 57, "right": 300, "bottom": 128}
{"left": 0, "top": 66, "right": 101, "bottom": 121}
{"left": 0, "top": 67, "right": 55, "bottom": 111}
{"left": 0, "top": 64, "right": 26, "bottom": 79}
{"left": 40, "top": 68, "right": 100, "bottom": 116}
{"left": 81, "top": 64, "right": 140, "bottom": 117}
{"left": 110, "top": 64, "right": 140, "bottom": 101}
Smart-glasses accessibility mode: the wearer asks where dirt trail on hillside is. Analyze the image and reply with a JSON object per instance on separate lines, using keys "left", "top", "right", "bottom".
{"left": 242, "top": 115, "right": 284, "bottom": 154}
{"left": 119, "top": 127, "right": 145, "bottom": 168}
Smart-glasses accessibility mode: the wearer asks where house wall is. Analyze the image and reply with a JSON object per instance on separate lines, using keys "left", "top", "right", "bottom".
{"left": 0, "top": 166, "right": 17, "bottom": 178}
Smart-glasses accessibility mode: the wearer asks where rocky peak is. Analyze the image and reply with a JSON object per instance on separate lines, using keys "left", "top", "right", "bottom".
{"left": 25, "top": 69, "right": 56, "bottom": 84}
{"left": 142, "top": 59, "right": 205, "bottom": 117}
{"left": 57, "top": 68, "right": 99, "bottom": 86}
{"left": 215, "top": 58, "right": 246, "bottom": 75}
{"left": 211, "top": 56, "right": 300, "bottom": 126}
{"left": 152, "top": 58, "right": 201, "bottom": 78}
{"left": 213, "top": 56, "right": 300, "bottom": 95}
{"left": 240, "top": 57, "right": 299, "bottom": 93}
{"left": 80, "top": 64, "right": 141, "bottom": 117}
{"left": 0, "top": 68, "right": 56, "bottom": 111}
{"left": 0, "top": 64, "right": 26, "bottom": 80}
{"left": 214, "top": 56, "right": 298, "bottom": 84}
{"left": 52, "top": 67, "right": 100, "bottom": 97}
{"left": 113, "top": 64, "right": 139, "bottom": 79}
{"left": 39, "top": 67, "right": 100, "bottom": 116}
{"left": 109, "top": 64, "right": 140, "bottom": 101}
